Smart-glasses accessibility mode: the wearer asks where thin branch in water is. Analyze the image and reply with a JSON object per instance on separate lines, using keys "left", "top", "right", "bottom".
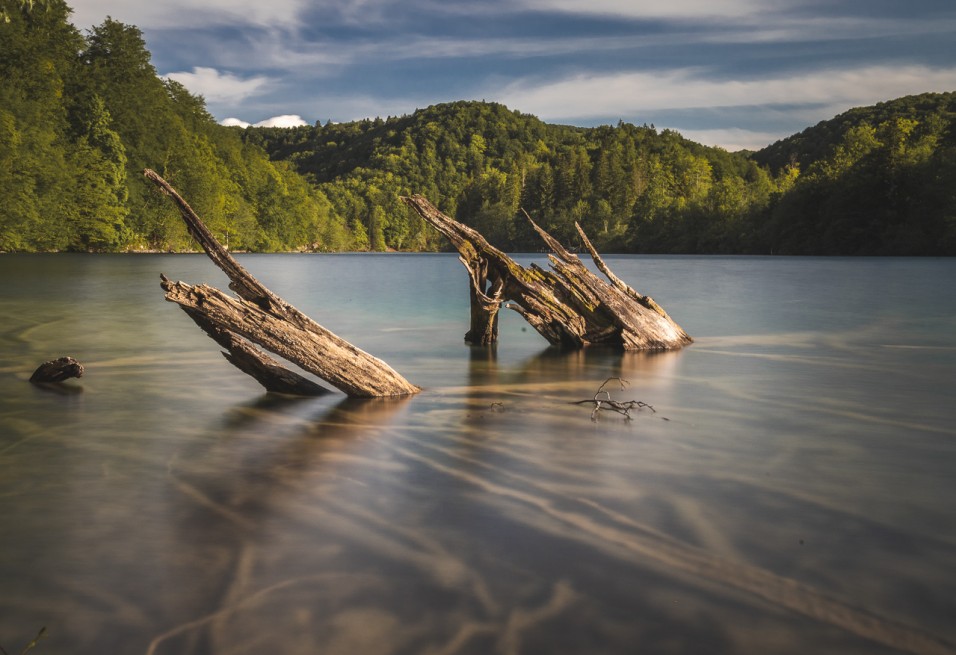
{"left": 1, "top": 627, "right": 47, "bottom": 655}
{"left": 573, "top": 377, "right": 657, "bottom": 421}
{"left": 20, "top": 627, "right": 46, "bottom": 655}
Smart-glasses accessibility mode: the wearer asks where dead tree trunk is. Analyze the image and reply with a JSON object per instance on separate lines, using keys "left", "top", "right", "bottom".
{"left": 400, "top": 195, "right": 692, "bottom": 351}
{"left": 173, "top": 295, "right": 330, "bottom": 396}
{"left": 462, "top": 239, "right": 505, "bottom": 346}
{"left": 145, "top": 169, "right": 419, "bottom": 398}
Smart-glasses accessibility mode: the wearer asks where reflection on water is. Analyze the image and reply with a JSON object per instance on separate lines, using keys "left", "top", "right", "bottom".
{"left": 1, "top": 254, "right": 955, "bottom": 655}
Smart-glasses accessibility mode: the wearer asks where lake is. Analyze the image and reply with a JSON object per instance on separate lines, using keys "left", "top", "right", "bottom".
{"left": 1, "top": 253, "right": 955, "bottom": 655}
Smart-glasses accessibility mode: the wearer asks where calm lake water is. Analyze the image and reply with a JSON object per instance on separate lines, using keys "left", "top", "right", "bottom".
{"left": 1, "top": 253, "right": 955, "bottom": 655}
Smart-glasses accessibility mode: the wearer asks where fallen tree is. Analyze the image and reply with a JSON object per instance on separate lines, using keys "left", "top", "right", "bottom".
{"left": 400, "top": 195, "right": 692, "bottom": 350}
{"left": 145, "top": 169, "right": 420, "bottom": 398}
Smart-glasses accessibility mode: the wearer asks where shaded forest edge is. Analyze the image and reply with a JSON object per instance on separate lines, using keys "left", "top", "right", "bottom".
{"left": 2, "top": 0, "right": 955, "bottom": 255}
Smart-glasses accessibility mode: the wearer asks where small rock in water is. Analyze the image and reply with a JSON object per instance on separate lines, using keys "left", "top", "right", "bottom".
{"left": 29, "top": 357, "right": 85, "bottom": 384}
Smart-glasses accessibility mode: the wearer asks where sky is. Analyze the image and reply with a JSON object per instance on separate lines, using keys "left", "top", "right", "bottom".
{"left": 66, "top": 0, "right": 956, "bottom": 151}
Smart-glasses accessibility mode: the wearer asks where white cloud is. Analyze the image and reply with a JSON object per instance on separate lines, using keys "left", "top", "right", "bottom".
{"left": 485, "top": 64, "right": 956, "bottom": 149}
{"left": 674, "top": 128, "right": 788, "bottom": 152}
{"left": 219, "top": 115, "right": 310, "bottom": 128}
{"left": 253, "top": 115, "right": 309, "bottom": 128}
{"left": 492, "top": 65, "right": 956, "bottom": 120}
{"left": 259, "top": 92, "right": 425, "bottom": 124}
{"left": 165, "top": 67, "right": 270, "bottom": 104}
{"left": 67, "top": 0, "right": 309, "bottom": 30}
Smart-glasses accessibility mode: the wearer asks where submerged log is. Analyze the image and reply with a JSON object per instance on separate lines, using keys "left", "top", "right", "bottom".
{"left": 145, "top": 169, "right": 419, "bottom": 398}
{"left": 400, "top": 195, "right": 692, "bottom": 350}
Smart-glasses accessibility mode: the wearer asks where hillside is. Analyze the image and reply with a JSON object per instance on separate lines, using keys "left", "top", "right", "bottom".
{"left": 752, "top": 92, "right": 956, "bottom": 254}
{"left": 1, "top": 1, "right": 953, "bottom": 254}
{"left": 246, "top": 95, "right": 956, "bottom": 255}
{"left": 753, "top": 92, "right": 956, "bottom": 173}
{"left": 0, "top": 0, "right": 351, "bottom": 252}
{"left": 244, "top": 101, "right": 772, "bottom": 253}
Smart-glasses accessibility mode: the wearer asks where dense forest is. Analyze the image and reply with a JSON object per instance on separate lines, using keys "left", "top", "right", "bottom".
{"left": 247, "top": 95, "right": 956, "bottom": 255}
{"left": 2, "top": 0, "right": 954, "bottom": 254}
{"left": 0, "top": 0, "right": 352, "bottom": 253}
{"left": 246, "top": 105, "right": 774, "bottom": 253}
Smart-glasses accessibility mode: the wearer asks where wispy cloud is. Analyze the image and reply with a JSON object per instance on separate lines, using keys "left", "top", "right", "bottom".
{"left": 70, "top": 0, "right": 956, "bottom": 152}
{"left": 208, "top": 34, "right": 645, "bottom": 72}
{"left": 151, "top": 8, "right": 956, "bottom": 82}
{"left": 164, "top": 67, "right": 271, "bottom": 104}
{"left": 492, "top": 65, "right": 956, "bottom": 120}
{"left": 675, "top": 128, "right": 789, "bottom": 152}
{"left": 68, "top": 0, "right": 309, "bottom": 29}
{"left": 514, "top": 0, "right": 795, "bottom": 21}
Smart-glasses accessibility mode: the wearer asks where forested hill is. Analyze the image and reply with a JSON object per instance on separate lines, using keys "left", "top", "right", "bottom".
{"left": 246, "top": 95, "right": 956, "bottom": 255}
{"left": 750, "top": 92, "right": 956, "bottom": 254}
{"left": 753, "top": 92, "right": 956, "bottom": 172}
{"left": 0, "top": 0, "right": 352, "bottom": 253}
{"left": 244, "top": 102, "right": 775, "bottom": 253}
{"left": 1, "top": 1, "right": 954, "bottom": 254}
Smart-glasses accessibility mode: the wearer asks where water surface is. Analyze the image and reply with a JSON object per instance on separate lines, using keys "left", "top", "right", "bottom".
{"left": 1, "top": 254, "right": 954, "bottom": 655}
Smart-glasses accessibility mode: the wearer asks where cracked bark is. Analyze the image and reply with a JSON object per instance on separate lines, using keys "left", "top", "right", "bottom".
{"left": 401, "top": 195, "right": 691, "bottom": 350}
{"left": 145, "top": 169, "right": 419, "bottom": 398}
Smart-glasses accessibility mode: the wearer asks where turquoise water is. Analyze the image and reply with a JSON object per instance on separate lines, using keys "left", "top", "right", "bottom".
{"left": 1, "top": 254, "right": 955, "bottom": 655}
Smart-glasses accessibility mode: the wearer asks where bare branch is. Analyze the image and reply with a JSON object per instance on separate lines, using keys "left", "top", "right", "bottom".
{"left": 573, "top": 378, "right": 657, "bottom": 420}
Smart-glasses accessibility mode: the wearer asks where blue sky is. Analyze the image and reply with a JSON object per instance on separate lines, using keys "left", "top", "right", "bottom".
{"left": 67, "top": 0, "right": 956, "bottom": 151}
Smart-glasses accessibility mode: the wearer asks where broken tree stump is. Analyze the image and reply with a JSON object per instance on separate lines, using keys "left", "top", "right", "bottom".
{"left": 29, "top": 357, "right": 84, "bottom": 384}
{"left": 145, "top": 169, "right": 419, "bottom": 398}
{"left": 400, "top": 195, "right": 691, "bottom": 350}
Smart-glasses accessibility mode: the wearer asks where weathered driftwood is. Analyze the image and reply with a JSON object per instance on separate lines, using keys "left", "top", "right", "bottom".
{"left": 174, "top": 297, "right": 330, "bottom": 396}
{"left": 400, "top": 195, "right": 692, "bottom": 350}
{"left": 29, "top": 356, "right": 84, "bottom": 384}
{"left": 145, "top": 169, "right": 419, "bottom": 398}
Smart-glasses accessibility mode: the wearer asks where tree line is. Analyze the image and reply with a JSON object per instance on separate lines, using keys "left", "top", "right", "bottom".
{"left": 0, "top": 0, "right": 353, "bottom": 252}
{"left": 753, "top": 93, "right": 956, "bottom": 255}
{"left": 245, "top": 103, "right": 779, "bottom": 253}
{"left": 2, "top": 0, "right": 954, "bottom": 255}
{"left": 248, "top": 95, "right": 956, "bottom": 255}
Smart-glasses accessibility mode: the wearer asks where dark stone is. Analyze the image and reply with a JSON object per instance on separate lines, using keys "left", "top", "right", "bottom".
{"left": 29, "top": 357, "right": 84, "bottom": 384}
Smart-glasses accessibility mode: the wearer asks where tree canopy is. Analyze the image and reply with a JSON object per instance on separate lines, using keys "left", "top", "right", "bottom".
{"left": 1, "top": 0, "right": 953, "bottom": 255}
{"left": 0, "top": 0, "right": 350, "bottom": 252}
{"left": 245, "top": 94, "right": 956, "bottom": 255}
{"left": 244, "top": 102, "right": 778, "bottom": 253}
{"left": 752, "top": 93, "right": 956, "bottom": 254}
